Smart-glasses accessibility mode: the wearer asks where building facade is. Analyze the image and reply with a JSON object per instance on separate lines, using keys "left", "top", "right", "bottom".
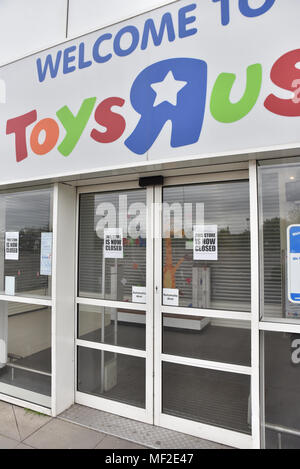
{"left": 0, "top": 0, "right": 299, "bottom": 449}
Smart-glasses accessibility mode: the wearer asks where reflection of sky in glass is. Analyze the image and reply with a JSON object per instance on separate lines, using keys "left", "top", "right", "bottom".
{"left": 0, "top": 189, "right": 51, "bottom": 232}
{"left": 91, "top": 183, "right": 250, "bottom": 237}
{"left": 260, "top": 165, "right": 300, "bottom": 222}
{"left": 163, "top": 181, "right": 250, "bottom": 236}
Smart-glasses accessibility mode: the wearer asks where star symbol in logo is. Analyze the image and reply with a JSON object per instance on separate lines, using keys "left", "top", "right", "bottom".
{"left": 151, "top": 71, "right": 188, "bottom": 107}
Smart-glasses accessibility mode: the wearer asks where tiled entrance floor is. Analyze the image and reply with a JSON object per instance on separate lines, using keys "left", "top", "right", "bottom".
{"left": 59, "top": 404, "right": 231, "bottom": 449}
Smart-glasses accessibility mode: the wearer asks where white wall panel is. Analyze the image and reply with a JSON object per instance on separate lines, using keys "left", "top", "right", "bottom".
{"left": 0, "top": 0, "right": 67, "bottom": 66}
{"left": 52, "top": 183, "right": 76, "bottom": 416}
{"left": 67, "top": 0, "right": 177, "bottom": 37}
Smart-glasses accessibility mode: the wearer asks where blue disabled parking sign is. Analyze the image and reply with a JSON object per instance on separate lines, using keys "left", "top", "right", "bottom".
{"left": 288, "top": 225, "right": 300, "bottom": 303}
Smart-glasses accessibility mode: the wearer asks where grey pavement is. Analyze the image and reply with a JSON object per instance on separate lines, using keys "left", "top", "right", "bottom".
{"left": 0, "top": 401, "right": 146, "bottom": 449}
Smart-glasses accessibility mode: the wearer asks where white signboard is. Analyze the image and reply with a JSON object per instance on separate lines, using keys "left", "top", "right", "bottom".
{"left": 288, "top": 225, "right": 300, "bottom": 303}
{"left": 104, "top": 228, "right": 123, "bottom": 258}
{"left": 163, "top": 288, "right": 179, "bottom": 306}
{"left": 40, "top": 232, "right": 53, "bottom": 276}
{"left": 5, "top": 232, "right": 19, "bottom": 260}
{"left": 0, "top": 1, "right": 299, "bottom": 185}
{"left": 193, "top": 225, "right": 218, "bottom": 261}
{"left": 132, "top": 286, "right": 146, "bottom": 304}
{"left": 5, "top": 276, "right": 15, "bottom": 296}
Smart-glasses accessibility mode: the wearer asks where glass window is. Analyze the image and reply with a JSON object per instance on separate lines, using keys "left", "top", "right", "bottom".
{"left": 0, "top": 301, "right": 51, "bottom": 407}
{"left": 162, "top": 315, "right": 251, "bottom": 366}
{"left": 77, "top": 347, "right": 145, "bottom": 408}
{"left": 162, "top": 362, "right": 251, "bottom": 434}
{"left": 0, "top": 187, "right": 53, "bottom": 299}
{"left": 162, "top": 181, "right": 251, "bottom": 312}
{"left": 78, "top": 189, "right": 147, "bottom": 302}
{"left": 259, "top": 160, "right": 300, "bottom": 321}
{"left": 78, "top": 304, "right": 146, "bottom": 350}
{"left": 261, "top": 331, "right": 300, "bottom": 448}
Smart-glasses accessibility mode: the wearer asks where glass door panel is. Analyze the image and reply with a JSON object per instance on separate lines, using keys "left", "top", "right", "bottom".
{"left": 78, "top": 304, "right": 146, "bottom": 350}
{"left": 76, "top": 185, "right": 152, "bottom": 423}
{"left": 77, "top": 347, "right": 146, "bottom": 409}
{"left": 76, "top": 174, "right": 252, "bottom": 446}
{"left": 158, "top": 177, "right": 252, "bottom": 445}
{"left": 162, "top": 363, "right": 251, "bottom": 434}
{"left": 0, "top": 187, "right": 53, "bottom": 299}
{"left": 162, "top": 181, "right": 251, "bottom": 312}
{"left": 258, "top": 160, "right": 300, "bottom": 448}
{"left": 78, "top": 189, "right": 147, "bottom": 302}
{"left": 162, "top": 314, "right": 251, "bottom": 366}
{"left": 0, "top": 300, "right": 51, "bottom": 408}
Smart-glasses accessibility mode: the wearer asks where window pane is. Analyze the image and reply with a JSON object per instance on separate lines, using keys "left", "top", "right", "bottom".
{"left": 77, "top": 347, "right": 145, "bottom": 408}
{"left": 0, "top": 187, "right": 53, "bottom": 299}
{"left": 259, "top": 161, "right": 300, "bottom": 321}
{"left": 262, "top": 331, "right": 300, "bottom": 448}
{"left": 78, "top": 305, "right": 146, "bottom": 350}
{"left": 162, "top": 315, "right": 251, "bottom": 366}
{"left": 162, "top": 362, "right": 251, "bottom": 434}
{"left": 78, "top": 190, "right": 147, "bottom": 302}
{"left": 162, "top": 181, "right": 251, "bottom": 312}
{"left": 0, "top": 301, "right": 51, "bottom": 407}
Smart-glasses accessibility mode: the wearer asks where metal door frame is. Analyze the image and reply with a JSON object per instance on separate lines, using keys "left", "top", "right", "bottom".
{"left": 153, "top": 166, "right": 256, "bottom": 449}
{"left": 75, "top": 181, "right": 154, "bottom": 424}
{"left": 74, "top": 163, "right": 260, "bottom": 449}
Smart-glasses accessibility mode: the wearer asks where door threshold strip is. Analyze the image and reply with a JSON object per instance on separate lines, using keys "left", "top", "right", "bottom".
{"left": 59, "top": 404, "right": 231, "bottom": 449}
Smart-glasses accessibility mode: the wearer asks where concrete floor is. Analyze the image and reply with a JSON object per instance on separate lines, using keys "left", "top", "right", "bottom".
{"left": 0, "top": 401, "right": 146, "bottom": 449}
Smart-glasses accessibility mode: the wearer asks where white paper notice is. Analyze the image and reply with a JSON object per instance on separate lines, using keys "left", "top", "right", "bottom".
{"left": 132, "top": 286, "right": 146, "bottom": 304}
{"left": 5, "top": 232, "right": 19, "bottom": 260}
{"left": 5, "top": 276, "right": 15, "bottom": 296}
{"left": 40, "top": 233, "right": 52, "bottom": 276}
{"left": 288, "top": 225, "right": 300, "bottom": 303}
{"left": 193, "top": 225, "right": 218, "bottom": 261}
{"left": 104, "top": 228, "right": 123, "bottom": 258}
{"left": 163, "top": 288, "right": 179, "bottom": 306}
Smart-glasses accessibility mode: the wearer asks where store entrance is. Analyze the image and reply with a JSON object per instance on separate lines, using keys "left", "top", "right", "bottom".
{"left": 75, "top": 170, "right": 252, "bottom": 448}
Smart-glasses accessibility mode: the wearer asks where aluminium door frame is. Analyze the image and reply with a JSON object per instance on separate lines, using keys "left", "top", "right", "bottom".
{"left": 73, "top": 162, "right": 262, "bottom": 449}
{"left": 74, "top": 181, "right": 154, "bottom": 424}
{"left": 153, "top": 165, "right": 257, "bottom": 449}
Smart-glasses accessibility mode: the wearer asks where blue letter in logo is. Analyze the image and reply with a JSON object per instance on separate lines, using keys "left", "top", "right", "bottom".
{"left": 239, "top": 0, "right": 275, "bottom": 18}
{"left": 125, "top": 58, "right": 207, "bottom": 155}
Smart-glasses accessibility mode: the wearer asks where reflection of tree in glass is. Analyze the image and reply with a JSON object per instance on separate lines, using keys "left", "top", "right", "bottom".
{"left": 287, "top": 206, "right": 300, "bottom": 225}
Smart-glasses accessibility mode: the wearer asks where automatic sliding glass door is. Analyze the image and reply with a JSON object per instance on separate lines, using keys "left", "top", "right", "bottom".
{"left": 75, "top": 173, "right": 253, "bottom": 447}
{"left": 75, "top": 185, "right": 154, "bottom": 423}
{"left": 155, "top": 176, "right": 253, "bottom": 448}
